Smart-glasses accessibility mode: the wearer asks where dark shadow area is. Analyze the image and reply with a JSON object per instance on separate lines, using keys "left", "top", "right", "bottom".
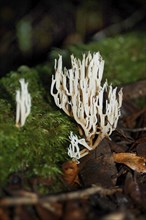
{"left": 0, "top": 0, "right": 146, "bottom": 76}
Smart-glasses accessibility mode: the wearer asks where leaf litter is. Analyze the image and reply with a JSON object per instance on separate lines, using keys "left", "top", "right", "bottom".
{"left": 0, "top": 79, "right": 146, "bottom": 220}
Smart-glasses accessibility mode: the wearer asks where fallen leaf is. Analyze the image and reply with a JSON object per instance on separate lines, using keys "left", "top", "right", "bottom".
{"left": 80, "top": 139, "right": 117, "bottom": 187}
{"left": 113, "top": 153, "right": 146, "bottom": 173}
{"left": 62, "top": 160, "right": 80, "bottom": 185}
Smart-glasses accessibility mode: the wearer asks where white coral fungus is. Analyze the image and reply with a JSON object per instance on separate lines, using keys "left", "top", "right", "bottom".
{"left": 51, "top": 52, "right": 123, "bottom": 158}
{"left": 16, "top": 78, "right": 31, "bottom": 127}
{"left": 68, "top": 131, "right": 92, "bottom": 161}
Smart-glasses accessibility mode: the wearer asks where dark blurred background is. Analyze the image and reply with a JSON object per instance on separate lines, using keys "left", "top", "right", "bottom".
{"left": 0, "top": 0, "right": 145, "bottom": 76}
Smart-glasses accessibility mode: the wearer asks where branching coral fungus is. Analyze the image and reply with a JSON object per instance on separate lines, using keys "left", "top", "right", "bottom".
{"left": 51, "top": 52, "right": 123, "bottom": 160}
{"left": 16, "top": 78, "right": 31, "bottom": 127}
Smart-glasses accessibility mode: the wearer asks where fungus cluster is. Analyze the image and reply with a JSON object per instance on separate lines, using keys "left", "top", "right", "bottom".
{"left": 16, "top": 78, "right": 31, "bottom": 127}
{"left": 51, "top": 52, "right": 123, "bottom": 160}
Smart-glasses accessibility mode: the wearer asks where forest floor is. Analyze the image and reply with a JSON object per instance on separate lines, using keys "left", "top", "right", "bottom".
{"left": 0, "top": 79, "right": 146, "bottom": 220}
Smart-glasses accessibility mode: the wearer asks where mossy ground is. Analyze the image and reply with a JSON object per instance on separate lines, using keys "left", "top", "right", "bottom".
{"left": 0, "top": 31, "right": 145, "bottom": 189}
{"left": 0, "top": 65, "right": 76, "bottom": 187}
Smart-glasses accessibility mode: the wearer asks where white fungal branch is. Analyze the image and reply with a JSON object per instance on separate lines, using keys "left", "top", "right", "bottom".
{"left": 16, "top": 78, "right": 31, "bottom": 127}
{"left": 51, "top": 52, "right": 105, "bottom": 139}
{"left": 50, "top": 52, "right": 123, "bottom": 158}
{"left": 96, "top": 83, "right": 123, "bottom": 137}
{"left": 68, "top": 132, "right": 92, "bottom": 161}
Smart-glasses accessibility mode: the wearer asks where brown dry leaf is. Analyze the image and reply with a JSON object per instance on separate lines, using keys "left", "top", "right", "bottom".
{"left": 80, "top": 156, "right": 117, "bottom": 187}
{"left": 80, "top": 138, "right": 117, "bottom": 187}
{"left": 62, "top": 160, "right": 80, "bottom": 185}
{"left": 113, "top": 153, "right": 146, "bottom": 173}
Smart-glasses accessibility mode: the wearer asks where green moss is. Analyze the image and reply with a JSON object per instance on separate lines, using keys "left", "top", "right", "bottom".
{"left": 0, "top": 65, "right": 76, "bottom": 185}
{"left": 50, "top": 31, "right": 145, "bottom": 85}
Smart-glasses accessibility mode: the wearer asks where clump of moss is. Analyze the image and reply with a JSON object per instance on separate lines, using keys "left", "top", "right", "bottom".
{"left": 0, "top": 65, "right": 76, "bottom": 186}
{"left": 50, "top": 31, "right": 145, "bottom": 85}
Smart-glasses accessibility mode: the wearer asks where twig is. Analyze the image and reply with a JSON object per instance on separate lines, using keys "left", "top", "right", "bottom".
{"left": 123, "top": 127, "right": 146, "bottom": 132}
{"left": 0, "top": 186, "right": 121, "bottom": 207}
